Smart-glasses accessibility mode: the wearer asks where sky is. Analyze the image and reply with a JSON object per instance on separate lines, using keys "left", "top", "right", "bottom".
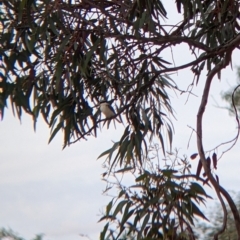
{"left": 1, "top": 2, "right": 240, "bottom": 240}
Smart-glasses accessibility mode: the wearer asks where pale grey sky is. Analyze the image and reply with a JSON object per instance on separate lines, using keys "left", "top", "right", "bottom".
{"left": 1, "top": 55, "right": 240, "bottom": 240}
{"left": 1, "top": 2, "right": 240, "bottom": 240}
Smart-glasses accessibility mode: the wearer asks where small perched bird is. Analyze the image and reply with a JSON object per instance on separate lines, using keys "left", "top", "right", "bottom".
{"left": 99, "top": 101, "right": 121, "bottom": 128}
{"left": 99, "top": 101, "right": 116, "bottom": 118}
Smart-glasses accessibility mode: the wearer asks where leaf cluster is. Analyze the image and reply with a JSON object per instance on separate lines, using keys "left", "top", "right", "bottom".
{"left": 1, "top": 0, "right": 239, "bottom": 150}
{"left": 99, "top": 150, "right": 211, "bottom": 240}
{"left": 197, "top": 192, "right": 240, "bottom": 240}
{"left": 0, "top": 228, "right": 43, "bottom": 240}
{"left": 0, "top": 0, "right": 175, "bottom": 149}
{"left": 1, "top": 1, "right": 240, "bottom": 237}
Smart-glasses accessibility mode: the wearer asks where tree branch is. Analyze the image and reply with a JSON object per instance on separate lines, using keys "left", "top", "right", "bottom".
{"left": 196, "top": 46, "right": 240, "bottom": 239}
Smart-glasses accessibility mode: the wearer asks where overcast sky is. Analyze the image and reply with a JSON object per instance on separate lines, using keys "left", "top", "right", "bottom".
{"left": 1, "top": 2, "right": 240, "bottom": 240}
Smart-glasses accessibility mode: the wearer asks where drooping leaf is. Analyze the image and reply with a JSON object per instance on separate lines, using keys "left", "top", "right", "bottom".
{"left": 206, "top": 156, "right": 211, "bottom": 170}
{"left": 212, "top": 152, "right": 217, "bottom": 169}
{"left": 100, "top": 223, "right": 109, "bottom": 240}
{"left": 190, "top": 153, "right": 198, "bottom": 160}
{"left": 112, "top": 200, "right": 128, "bottom": 218}
{"left": 48, "top": 121, "right": 63, "bottom": 144}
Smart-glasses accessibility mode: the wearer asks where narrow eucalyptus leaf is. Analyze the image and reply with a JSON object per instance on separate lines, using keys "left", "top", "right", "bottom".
{"left": 113, "top": 200, "right": 128, "bottom": 217}
{"left": 99, "top": 223, "right": 109, "bottom": 240}
{"left": 48, "top": 121, "right": 63, "bottom": 144}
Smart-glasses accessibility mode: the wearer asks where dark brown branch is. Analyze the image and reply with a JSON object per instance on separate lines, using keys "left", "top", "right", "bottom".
{"left": 70, "top": 35, "right": 240, "bottom": 144}
{"left": 196, "top": 43, "right": 240, "bottom": 239}
{"left": 111, "top": 34, "right": 211, "bottom": 52}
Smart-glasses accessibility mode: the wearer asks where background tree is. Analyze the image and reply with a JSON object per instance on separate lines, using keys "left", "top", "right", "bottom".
{"left": 197, "top": 192, "right": 240, "bottom": 240}
{"left": 1, "top": 0, "right": 240, "bottom": 239}
{"left": 100, "top": 148, "right": 211, "bottom": 240}
{"left": 222, "top": 67, "right": 240, "bottom": 115}
{"left": 0, "top": 228, "right": 43, "bottom": 240}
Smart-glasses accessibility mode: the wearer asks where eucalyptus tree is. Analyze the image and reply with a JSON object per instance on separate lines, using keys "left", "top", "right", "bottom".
{"left": 0, "top": 228, "right": 43, "bottom": 240}
{"left": 1, "top": 0, "right": 240, "bottom": 239}
{"left": 222, "top": 67, "right": 240, "bottom": 115}
{"left": 197, "top": 193, "right": 240, "bottom": 240}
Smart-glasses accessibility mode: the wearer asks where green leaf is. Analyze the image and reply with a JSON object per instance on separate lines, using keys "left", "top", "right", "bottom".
{"left": 135, "top": 130, "right": 142, "bottom": 156}
{"left": 108, "top": 142, "right": 120, "bottom": 162}
{"left": 135, "top": 173, "right": 147, "bottom": 182}
{"left": 54, "top": 60, "right": 63, "bottom": 92}
{"left": 139, "top": 213, "right": 150, "bottom": 236}
{"left": 106, "top": 200, "right": 113, "bottom": 215}
{"left": 48, "top": 121, "right": 63, "bottom": 144}
{"left": 99, "top": 39, "right": 106, "bottom": 62}
{"left": 49, "top": 18, "right": 59, "bottom": 36}
{"left": 90, "top": 32, "right": 98, "bottom": 44}
{"left": 100, "top": 223, "right": 109, "bottom": 240}
{"left": 126, "top": 140, "right": 133, "bottom": 165}
{"left": 158, "top": 132, "right": 165, "bottom": 155}
{"left": 162, "top": 169, "right": 178, "bottom": 177}
{"left": 190, "top": 201, "right": 209, "bottom": 221}
{"left": 63, "top": 119, "right": 72, "bottom": 148}
{"left": 24, "top": 33, "right": 33, "bottom": 53}
{"left": 55, "top": 35, "right": 71, "bottom": 59}
{"left": 18, "top": 0, "right": 27, "bottom": 22}
{"left": 113, "top": 200, "right": 128, "bottom": 217}
{"left": 139, "top": 11, "right": 147, "bottom": 29}
{"left": 121, "top": 208, "right": 134, "bottom": 229}
{"left": 166, "top": 123, "right": 173, "bottom": 149}
{"left": 84, "top": 38, "right": 101, "bottom": 69}
{"left": 190, "top": 182, "right": 211, "bottom": 198}
{"left": 97, "top": 147, "right": 114, "bottom": 159}
{"left": 114, "top": 167, "right": 134, "bottom": 173}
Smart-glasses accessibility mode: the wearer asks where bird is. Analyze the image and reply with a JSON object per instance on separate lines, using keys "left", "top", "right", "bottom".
{"left": 99, "top": 101, "right": 115, "bottom": 118}
{"left": 99, "top": 100, "right": 121, "bottom": 128}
